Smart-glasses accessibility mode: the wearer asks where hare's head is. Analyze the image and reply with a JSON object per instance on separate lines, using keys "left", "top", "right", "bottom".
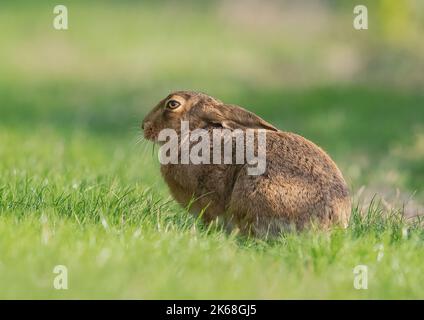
{"left": 142, "top": 91, "right": 277, "bottom": 142}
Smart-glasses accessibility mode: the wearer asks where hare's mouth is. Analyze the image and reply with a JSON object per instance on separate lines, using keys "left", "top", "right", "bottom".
{"left": 143, "top": 131, "right": 166, "bottom": 145}
{"left": 143, "top": 129, "right": 157, "bottom": 142}
{"left": 144, "top": 135, "right": 158, "bottom": 143}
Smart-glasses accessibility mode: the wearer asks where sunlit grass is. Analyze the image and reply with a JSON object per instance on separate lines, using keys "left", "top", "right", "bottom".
{"left": 0, "top": 126, "right": 423, "bottom": 299}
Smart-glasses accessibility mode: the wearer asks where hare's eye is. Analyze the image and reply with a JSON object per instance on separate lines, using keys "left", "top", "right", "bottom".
{"left": 166, "top": 100, "right": 181, "bottom": 109}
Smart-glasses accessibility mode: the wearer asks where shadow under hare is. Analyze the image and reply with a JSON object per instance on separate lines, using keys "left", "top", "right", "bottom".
{"left": 142, "top": 91, "right": 351, "bottom": 237}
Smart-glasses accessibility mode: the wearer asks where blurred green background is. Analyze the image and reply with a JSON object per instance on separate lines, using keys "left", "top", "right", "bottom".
{"left": 1, "top": 0, "right": 423, "bottom": 204}
{"left": 0, "top": 0, "right": 423, "bottom": 298}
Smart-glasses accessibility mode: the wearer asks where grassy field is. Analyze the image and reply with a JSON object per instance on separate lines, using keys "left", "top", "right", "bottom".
{"left": 0, "top": 1, "right": 423, "bottom": 299}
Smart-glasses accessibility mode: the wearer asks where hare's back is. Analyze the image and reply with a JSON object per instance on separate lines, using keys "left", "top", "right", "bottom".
{"left": 265, "top": 131, "right": 348, "bottom": 194}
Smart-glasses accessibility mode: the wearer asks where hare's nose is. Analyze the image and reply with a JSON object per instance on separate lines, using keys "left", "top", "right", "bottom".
{"left": 142, "top": 120, "right": 151, "bottom": 130}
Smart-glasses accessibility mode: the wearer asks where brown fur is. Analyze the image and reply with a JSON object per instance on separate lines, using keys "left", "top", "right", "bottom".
{"left": 142, "top": 91, "right": 351, "bottom": 237}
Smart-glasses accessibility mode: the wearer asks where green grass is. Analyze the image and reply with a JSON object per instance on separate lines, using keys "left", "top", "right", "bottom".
{"left": 0, "top": 1, "right": 423, "bottom": 299}
{"left": 0, "top": 122, "right": 423, "bottom": 299}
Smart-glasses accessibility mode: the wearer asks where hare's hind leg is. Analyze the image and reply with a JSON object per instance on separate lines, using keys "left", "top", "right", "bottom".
{"left": 226, "top": 174, "right": 338, "bottom": 237}
{"left": 226, "top": 176, "right": 296, "bottom": 237}
{"left": 225, "top": 204, "right": 294, "bottom": 238}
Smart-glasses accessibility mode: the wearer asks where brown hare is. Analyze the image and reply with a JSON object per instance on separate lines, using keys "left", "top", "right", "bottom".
{"left": 142, "top": 91, "right": 351, "bottom": 237}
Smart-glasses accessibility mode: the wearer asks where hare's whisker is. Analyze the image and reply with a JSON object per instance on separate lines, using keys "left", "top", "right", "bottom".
{"left": 141, "top": 140, "right": 150, "bottom": 157}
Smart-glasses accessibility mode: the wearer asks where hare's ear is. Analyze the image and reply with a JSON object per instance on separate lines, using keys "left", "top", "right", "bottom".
{"left": 196, "top": 104, "right": 278, "bottom": 131}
